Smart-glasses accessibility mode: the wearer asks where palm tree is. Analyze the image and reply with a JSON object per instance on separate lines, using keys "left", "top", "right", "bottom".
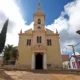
{"left": 10, "top": 46, "right": 19, "bottom": 60}
{"left": 3, "top": 44, "right": 19, "bottom": 65}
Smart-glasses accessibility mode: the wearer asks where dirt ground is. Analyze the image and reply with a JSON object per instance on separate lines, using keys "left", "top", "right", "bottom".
{"left": 0, "top": 70, "right": 80, "bottom": 80}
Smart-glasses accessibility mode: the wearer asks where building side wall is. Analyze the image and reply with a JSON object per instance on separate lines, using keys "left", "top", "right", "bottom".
{"left": 16, "top": 36, "right": 32, "bottom": 69}
{"left": 17, "top": 34, "right": 62, "bottom": 69}
{"left": 46, "top": 36, "right": 62, "bottom": 69}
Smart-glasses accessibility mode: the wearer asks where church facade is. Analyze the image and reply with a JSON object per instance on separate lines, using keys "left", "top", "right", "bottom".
{"left": 16, "top": 3, "right": 62, "bottom": 70}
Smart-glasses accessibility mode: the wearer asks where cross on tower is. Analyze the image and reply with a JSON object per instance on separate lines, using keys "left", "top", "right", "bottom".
{"left": 38, "top": 0, "right": 41, "bottom": 4}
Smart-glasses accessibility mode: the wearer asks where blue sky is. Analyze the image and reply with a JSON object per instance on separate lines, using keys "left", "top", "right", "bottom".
{"left": 15, "top": 0, "right": 80, "bottom": 56}
{"left": 15, "top": 0, "right": 73, "bottom": 25}
{"left": 0, "top": 0, "right": 80, "bottom": 56}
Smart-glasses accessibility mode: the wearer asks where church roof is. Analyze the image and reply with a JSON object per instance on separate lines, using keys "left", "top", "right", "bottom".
{"left": 46, "top": 28, "right": 54, "bottom": 34}
{"left": 25, "top": 29, "right": 32, "bottom": 34}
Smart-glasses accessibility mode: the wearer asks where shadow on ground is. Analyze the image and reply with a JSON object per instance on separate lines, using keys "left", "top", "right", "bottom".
{"left": 0, "top": 70, "right": 14, "bottom": 80}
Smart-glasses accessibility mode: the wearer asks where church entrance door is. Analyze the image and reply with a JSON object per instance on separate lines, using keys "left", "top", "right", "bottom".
{"left": 35, "top": 53, "right": 43, "bottom": 69}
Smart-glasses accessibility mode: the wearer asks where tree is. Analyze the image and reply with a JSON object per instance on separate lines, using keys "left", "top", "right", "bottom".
{"left": 3, "top": 44, "right": 19, "bottom": 65}
{"left": 0, "top": 19, "right": 9, "bottom": 53}
{"left": 10, "top": 46, "right": 19, "bottom": 60}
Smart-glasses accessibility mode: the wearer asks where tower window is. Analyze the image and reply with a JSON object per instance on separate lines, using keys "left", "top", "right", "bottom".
{"left": 37, "top": 36, "right": 42, "bottom": 43}
{"left": 38, "top": 19, "right": 41, "bottom": 24}
{"left": 27, "top": 39, "right": 31, "bottom": 46}
{"left": 47, "top": 39, "right": 52, "bottom": 46}
{"left": 37, "top": 26, "right": 41, "bottom": 29}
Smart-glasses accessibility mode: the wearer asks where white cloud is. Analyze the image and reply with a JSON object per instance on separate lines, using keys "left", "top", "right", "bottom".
{"left": 0, "top": 0, "right": 80, "bottom": 55}
{"left": 6, "top": 22, "right": 33, "bottom": 46}
{"left": 46, "top": 0, "right": 80, "bottom": 53}
{"left": 0, "top": 0, "right": 23, "bottom": 24}
{"left": 46, "top": 16, "right": 68, "bottom": 33}
{"left": 72, "top": 52, "right": 80, "bottom": 55}
{"left": 65, "top": 0, "right": 80, "bottom": 33}
{"left": 0, "top": 0, "right": 33, "bottom": 46}
{"left": 47, "top": 0, "right": 80, "bottom": 33}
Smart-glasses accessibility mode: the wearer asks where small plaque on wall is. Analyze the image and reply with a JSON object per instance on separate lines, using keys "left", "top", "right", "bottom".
{"left": 47, "top": 64, "right": 51, "bottom": 66}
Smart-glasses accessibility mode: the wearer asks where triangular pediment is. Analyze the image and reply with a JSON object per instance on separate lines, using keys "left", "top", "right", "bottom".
{"left": 31, "top": 44, "right": 47, "bottom": 50}
{"left": 46, "top": 28, "right": 54, "bottom": 34}
{"left": 25, "top": 28, "right": 32, "bottom": 34}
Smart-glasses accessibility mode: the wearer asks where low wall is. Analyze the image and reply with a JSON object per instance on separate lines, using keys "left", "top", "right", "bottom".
{"left": 0, "top": 64, "right": 31, "bottom": 70}
{"left": 47, "top": 64, "right": 63, "bottom": 70}
{"left": 0, "top": 64, "right": 63, "bottom": 70}
{"left": 0, "top": 60, "right": 3, "bottom": 66}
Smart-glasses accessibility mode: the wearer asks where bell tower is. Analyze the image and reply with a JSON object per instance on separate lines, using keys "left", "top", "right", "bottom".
{"left": 33, "top": 1, "right": 45, "bottom": 31}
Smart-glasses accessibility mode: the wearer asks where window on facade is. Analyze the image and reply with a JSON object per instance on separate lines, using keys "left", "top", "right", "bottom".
{"left": 40, "top": 36, "right": 42, "bottom": 43}
{"left": 27, "top": 39, "right": 31, "bottom": 46}
{"left": 37, "top": 26, "right": 41, "bottom": 29}
{"left": 47, "top": 40, "right": 49, "bottom": 46}
{"left": 38, "top": 19, "right": 41, "bottom": 24}
{"left": 37, "top": 36, "right": 42, "bottom": 43}
{"left": 47, "top": 39, "right": 52, "bottom": 46}
{"left": 37, "top": 36, "right": 39, "bottom": 43}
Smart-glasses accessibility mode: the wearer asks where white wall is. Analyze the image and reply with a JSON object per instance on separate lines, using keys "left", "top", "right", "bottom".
{"left": 63, "top": 61, "right": 69, "bottom": 69}
{"left": 70, "top": 57, "right": 77, "bottom": 69}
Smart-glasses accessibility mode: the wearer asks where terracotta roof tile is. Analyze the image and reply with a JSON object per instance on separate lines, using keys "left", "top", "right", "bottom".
{"left": 62, "top": 55, "right": 69, "bottom": 62}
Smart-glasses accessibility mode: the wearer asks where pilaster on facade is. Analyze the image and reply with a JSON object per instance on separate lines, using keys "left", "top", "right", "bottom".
{"left": 31, "top": 53, "right": 35, "bottom": 70}
{"left": 43, "top": 53, "right": 47, "bottom": 70}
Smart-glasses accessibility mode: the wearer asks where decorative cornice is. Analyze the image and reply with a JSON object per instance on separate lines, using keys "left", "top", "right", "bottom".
{"left": 19, "top": 33, "right": 32, "bottom": 36}
{"left": 33, "top": 14, "right": 45, "bottom": 16}
{"left": 18, "top": 31, "right": 59, "bottom": 36}
{"left": 31, "top": 44, "right": 47, "bottom": 50}
{"left": 46, "top": 34, "right": 59, "bottom": 36}
{"left": 34, "top": 24, "right": 44, "bottom": 26}
{"left": 32, "top": 30, "right": 46, "bottom": 33}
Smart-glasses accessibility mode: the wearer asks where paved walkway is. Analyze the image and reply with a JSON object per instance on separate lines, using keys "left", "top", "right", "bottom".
{"left": 0, "top": 70, "right": 80, "bottom": 80}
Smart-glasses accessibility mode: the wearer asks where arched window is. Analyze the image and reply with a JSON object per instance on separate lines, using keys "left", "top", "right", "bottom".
{"left": 47, "top": 39, "right": 52, "bottom": 46}
{"left": 37, "top": 26, "right": 41, "bottom": 29}
{"left": 40, "top": 36, "right": 41, "bottom": 43}
{"left": 27, "top": 39, "right": 31, "bottom": 46}
{"left": 37, "top": 36, "right": 42, "bottom": 43}
{"left": 38, "top": 19, "right": 41, "bottom": 24}
{"left": 37, "top": 36, "right": 39, "bottom": 43}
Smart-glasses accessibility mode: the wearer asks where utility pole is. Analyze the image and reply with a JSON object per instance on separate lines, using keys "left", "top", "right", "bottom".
{"left": 68, "top": 45, "right": 77, "bottom": 67}
{"left": 67, "top": 45, "right": 76, "bottom": 56}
